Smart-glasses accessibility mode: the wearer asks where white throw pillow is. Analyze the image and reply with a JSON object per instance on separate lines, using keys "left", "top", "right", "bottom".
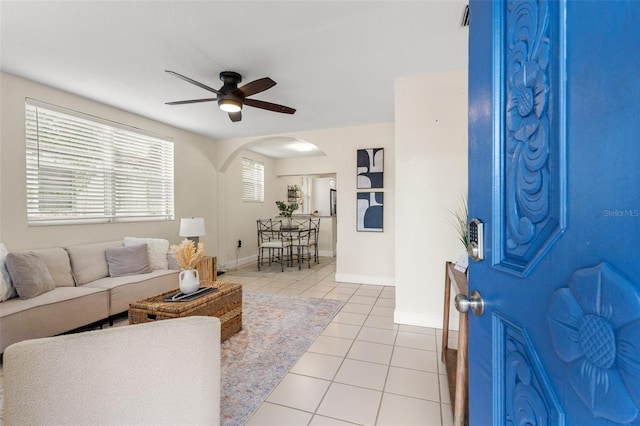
{"left": 0, "top": 243, "right": 18, "bottom": 302}
{"left": 123, "top": 237, "right": 169, "bottom": 270}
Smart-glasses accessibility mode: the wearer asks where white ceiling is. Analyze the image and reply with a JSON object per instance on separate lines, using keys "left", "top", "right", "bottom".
{"left": 0, "top": 1, "right": 468, "bottom": 157}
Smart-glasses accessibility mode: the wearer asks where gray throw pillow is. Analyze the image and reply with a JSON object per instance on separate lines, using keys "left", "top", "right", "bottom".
{"left": 6, "top": 252, "right": 56, "bottom": 299}
{"left": 105, "top": 244, "right": 152, "bottom": 277}
{"left": 124, "top": 237, "right": 169, "bottom": 270}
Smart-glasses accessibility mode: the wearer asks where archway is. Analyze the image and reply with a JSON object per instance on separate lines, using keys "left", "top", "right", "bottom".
{"left": 216, "top": 135, "right": 338, "bottom": 271}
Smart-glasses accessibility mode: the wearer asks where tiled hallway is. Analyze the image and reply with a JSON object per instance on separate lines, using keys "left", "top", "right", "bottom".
{"left": 222, "top": 258, "right": 457, "bottom": 426}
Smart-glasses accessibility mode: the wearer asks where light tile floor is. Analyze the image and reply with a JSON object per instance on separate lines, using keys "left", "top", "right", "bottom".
{"left": 220, "top": 257, "right": 457, "bottom": 426}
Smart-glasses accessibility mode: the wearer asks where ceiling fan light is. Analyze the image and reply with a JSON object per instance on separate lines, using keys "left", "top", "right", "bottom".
{"left": 219, "top": 99, "right": 242, "bottom": 113}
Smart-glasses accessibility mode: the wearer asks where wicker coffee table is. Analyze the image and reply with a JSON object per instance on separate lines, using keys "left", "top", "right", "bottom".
{"left": 128, "top": 281, "right": 242, "bottom": 341}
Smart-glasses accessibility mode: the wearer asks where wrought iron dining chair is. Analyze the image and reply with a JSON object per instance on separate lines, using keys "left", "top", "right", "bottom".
{"left": 256, "top": 219, "right": 290, "bottom": 272}
{"left": 290, "top": 217, "right": 308, "bottom": 229}
{"left": 289, "top": 227, "right": 314, "bottom": 269}
{"left": 309, "top": 217, "right": 321, "bottom": 264}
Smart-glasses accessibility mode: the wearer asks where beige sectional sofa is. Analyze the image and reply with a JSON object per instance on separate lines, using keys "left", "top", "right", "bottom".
{"left": 0, "top": 240, "right": 179, "bottom": 354}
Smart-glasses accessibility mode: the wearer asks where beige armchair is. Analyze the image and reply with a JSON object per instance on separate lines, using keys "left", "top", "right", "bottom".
{"left": 3, "top": 316, "right": 220, "bottom": 425}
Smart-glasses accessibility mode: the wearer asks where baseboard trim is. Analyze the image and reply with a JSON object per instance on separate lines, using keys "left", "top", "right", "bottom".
{"left": 394, "top": 309, "right": 458, "bottom": 330}
{"left": 220, "top": 255, "right": 256, "bottom": 271}
{"left": 334, "top": 273, "right": 395, "bottom": 286}
{"left": 221, "top": 252, "right": 335, "bottom": 271}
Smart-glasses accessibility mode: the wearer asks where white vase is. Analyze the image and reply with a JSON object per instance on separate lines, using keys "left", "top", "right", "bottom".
{"left": 179, "top": 269, "right": 200, "bottom": 294}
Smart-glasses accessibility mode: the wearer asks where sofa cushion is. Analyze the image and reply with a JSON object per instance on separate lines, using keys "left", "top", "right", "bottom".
{"left": 0, "top": 286, "right": 109, "bottom": 354}
{"left": 86, "top": 269, "right": 178, "bottom": 315}
{"left": 31, "top": 248, "right": 75, "bottom": 287}
{"left": 5, "top": 252, "right": 56, "bottom": 299}
{"left": 124, "top": 237, "right": 170, "bottom": 270}
{"left": 65, "top": 241, "right": 122, "bottom": 285}
{"left": 1, "top": 243, "right": 18, "bottom": 302}
{"left": 105, "top": 244, "right": 152, "bottom": 277}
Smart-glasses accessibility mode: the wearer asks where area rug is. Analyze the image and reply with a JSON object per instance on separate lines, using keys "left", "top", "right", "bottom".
{"left": 221, "top": 291, "right": 344, "bottom": 425}
{"left": 0, "top": 291, "right": 344, "bottom": 426}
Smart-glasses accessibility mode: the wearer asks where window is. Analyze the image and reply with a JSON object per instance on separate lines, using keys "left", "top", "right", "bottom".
{"left": 242, "top": 157, "right": 264, "bottom": 202}
{"left": 25, "top": 99, "right": 174, "bottom": 225}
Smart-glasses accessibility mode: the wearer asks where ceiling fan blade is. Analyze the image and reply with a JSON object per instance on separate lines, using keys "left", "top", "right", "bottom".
{"left": 165, "top": 98, "right": 218, "bottom": 105}
{"left": 165, "top": 70, "right": 221, "bottom": 95}
{"left": 229, "top": 111, "right": 242, "bottom": 122}
{"left": 244, "top": 98, "right": 296, "bottom": 114}
{"left": 234, "top": 77, "right": 276, "bottom": 98}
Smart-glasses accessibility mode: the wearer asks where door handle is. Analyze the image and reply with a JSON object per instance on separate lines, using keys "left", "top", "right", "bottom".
{"left": 455, "top": 290, "right": 484, "bottom": 316}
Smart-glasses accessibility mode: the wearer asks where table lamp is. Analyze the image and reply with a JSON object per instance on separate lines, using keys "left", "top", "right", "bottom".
{"left": 179, "top": 217, "right": 205, "bottom": 246}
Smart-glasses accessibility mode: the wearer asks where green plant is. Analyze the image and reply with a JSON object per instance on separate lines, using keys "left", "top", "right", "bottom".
{"left": 447, "top": 193, "right": 469, "bottom": 249}
{"left": 275, "top": 200, "right": 299, "bottom": 218}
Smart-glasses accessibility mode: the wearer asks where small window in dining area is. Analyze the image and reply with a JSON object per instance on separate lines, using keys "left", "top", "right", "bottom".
{"left": 242, "top": 157, "right": 264, "bottom": 202}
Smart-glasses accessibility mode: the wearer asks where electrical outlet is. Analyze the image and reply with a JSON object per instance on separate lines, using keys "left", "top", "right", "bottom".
{"left": 237, "top": 239, "right": 242, "bottom": 248}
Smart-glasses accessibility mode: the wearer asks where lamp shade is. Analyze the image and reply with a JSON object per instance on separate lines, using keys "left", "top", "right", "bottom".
{"left": 179, "top": 217, "right": 205, "bottom": 237}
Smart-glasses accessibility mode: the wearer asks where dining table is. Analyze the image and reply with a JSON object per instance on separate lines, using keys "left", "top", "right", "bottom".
{"left": 282, "top": 220, "right": 317, "bottom": 267}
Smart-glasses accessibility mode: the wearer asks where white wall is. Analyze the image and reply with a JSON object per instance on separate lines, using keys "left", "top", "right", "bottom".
{"left": 0, "top": 73, "right": 219, "bottom": 254}
{"left": 275, "top": 156, "right": 335, "bottom": 176}
{"left": 394, "top": 70, "right": 468, "bottom": 328}
{"left": 217, "top": 122, "right": 395, "bottom": 285}
{"left": 216, "top": 149, "right": 283, "bottom": 269}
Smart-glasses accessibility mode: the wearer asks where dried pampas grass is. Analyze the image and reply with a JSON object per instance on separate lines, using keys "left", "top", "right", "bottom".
{"left": 170, "top": 239, "right": 205, "bottom": 270}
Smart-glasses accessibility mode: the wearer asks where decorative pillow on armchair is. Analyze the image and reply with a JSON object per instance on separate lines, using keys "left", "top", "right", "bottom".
{"left": 5, "top": 252, "right": 56, "bottom": 299}
{"left": 105, "top": 244, "right": 153, "bottom": 277}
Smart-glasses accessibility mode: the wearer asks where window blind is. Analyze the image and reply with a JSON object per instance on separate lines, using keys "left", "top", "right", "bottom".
{"left": 25, "top": 100, "right": 174, "bottom": 224}
{"left": 241, "top": 157, "right": 264, "bottom": 202}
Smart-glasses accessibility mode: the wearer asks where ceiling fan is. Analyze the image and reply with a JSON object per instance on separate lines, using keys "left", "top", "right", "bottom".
{"left": 164, "top": 70, "right": 296, "bottom": 122}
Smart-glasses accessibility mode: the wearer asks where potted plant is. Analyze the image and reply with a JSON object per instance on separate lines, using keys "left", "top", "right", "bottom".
{"left": 446, "top": 193, "right": 470, "bottom": 273}
{"left": 275, "top": 200, "right": 299, "bottom": 227}
{"left": 449, "top": 194, "right": 469, "bottom": 251}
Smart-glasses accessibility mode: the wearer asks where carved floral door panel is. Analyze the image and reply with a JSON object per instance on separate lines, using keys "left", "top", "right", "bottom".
{"left": 468, "top": 1, "right": 640, "bottom": 424}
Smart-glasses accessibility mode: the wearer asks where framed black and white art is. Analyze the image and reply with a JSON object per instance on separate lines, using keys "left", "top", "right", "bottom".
{"left": 357, "top": 191, "right": 383, "bottom": 232}
{"left": 357, "top": 148, "right": 384, "bottom": 189}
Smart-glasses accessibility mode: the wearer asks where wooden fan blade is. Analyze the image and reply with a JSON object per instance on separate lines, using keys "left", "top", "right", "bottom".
{"left": 165, "top": 98, "right": 218, "bottom": 105}
{"left": 165, "top": 70, "right": 221, "bottom": 94}
{"left": 244, "top": 98, "right": 296, "bottom": 114}
{"left": 234, "top": 77, "right": 276, "bottom": 98}
{"left": 229, "top": 111, "right": 242, "bottom": 122}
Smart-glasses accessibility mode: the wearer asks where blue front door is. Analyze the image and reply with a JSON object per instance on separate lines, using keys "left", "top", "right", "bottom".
{"left": 468, "top": 1, "right": 640, "bottom": 424}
